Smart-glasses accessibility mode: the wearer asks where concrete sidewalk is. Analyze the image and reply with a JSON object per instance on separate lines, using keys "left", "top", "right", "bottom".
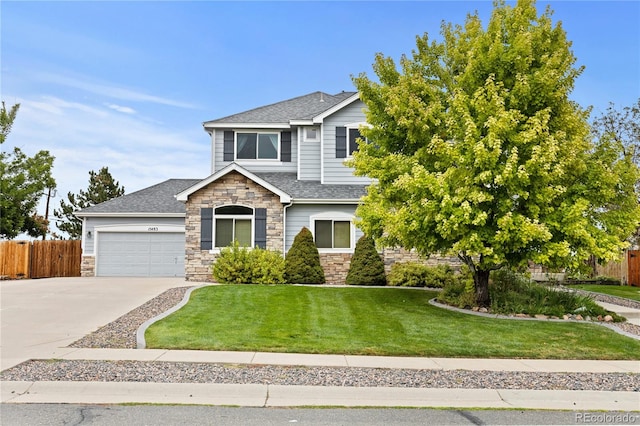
{"left": 2, "top": 349, "right": 639, "bottom": 410}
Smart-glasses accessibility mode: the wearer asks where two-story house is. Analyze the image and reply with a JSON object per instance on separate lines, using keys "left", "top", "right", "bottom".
{"left": 76, "top": 91, "right": 424, "bottom": 283}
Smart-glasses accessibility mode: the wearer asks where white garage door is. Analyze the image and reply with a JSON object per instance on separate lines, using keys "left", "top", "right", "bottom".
{"left": 97, "top": 232, "right": 185, "bottom": 277}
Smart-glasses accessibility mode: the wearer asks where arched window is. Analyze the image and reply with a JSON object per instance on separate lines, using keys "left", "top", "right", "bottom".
{"left": 214, "top": 205, "right": 253, "bottom": 247}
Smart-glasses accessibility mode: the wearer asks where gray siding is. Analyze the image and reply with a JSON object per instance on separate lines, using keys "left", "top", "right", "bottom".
{"left": 322, "top": 100, "right": 372, "bottom": 185}
{"left": 213, "top": 128, "right": 298, "bottom": 174}
{"left": 83, "top": 216, "right": 184, "bottom": 255}
{"left": 298, "top": 129, "right": 321, "bottom": 181}
{"left": 285, "top": 204, "right": 364, "bottom": 252}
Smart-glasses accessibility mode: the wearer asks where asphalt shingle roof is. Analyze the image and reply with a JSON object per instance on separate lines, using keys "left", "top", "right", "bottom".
{"left": 75, "top": 179, "right": 201, "bottom": 215}
{"left": 254, "top": 172, "right": 367, "bottom": 200}
{"left": 204, "top": 91, "right": 357, "bottom": 124}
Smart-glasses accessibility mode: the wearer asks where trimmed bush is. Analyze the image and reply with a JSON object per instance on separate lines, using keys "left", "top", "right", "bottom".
{"left": 388, "top": 263, "right": 456, "bottom": 288}
{"left": 212, "top": 241, "right": 285, "bottom": 284}
{"left": 345, "top": 235, "right": 386, "bottom": 286}
{"left": 285, "top": 227, "right": 325, "bottom": 284}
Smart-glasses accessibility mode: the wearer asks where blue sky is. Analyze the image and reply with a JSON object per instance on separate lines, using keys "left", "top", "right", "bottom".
{"left": 2, "top": 1, "right": 639, "bottom": 234}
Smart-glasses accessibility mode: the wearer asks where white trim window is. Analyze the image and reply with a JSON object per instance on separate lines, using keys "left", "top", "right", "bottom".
{"left": 214, "top": 205, "right": 254, "bottom": 248}
{"left": 236, "top": 132, "right": 279, "bottom": 160}
{"left": 304, "top": 126, "right": 320, "bottom": 142}
{"left": 310, "top": 212, "right": 355, "bottom": 252}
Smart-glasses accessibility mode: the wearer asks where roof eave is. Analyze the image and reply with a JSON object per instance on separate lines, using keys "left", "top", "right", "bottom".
{"left": 292, "top": 198, "right": 363, "bottom": 205}
{"left": 203, "top": 122, "right": 291, "bottom": 129}
{"left": 74, "top": 212, "right": 186, "bottom": 218}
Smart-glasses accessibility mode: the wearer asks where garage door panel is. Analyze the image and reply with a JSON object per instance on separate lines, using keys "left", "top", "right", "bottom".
{"left": 97, "top": 232, "right": 185, "bottom": 277}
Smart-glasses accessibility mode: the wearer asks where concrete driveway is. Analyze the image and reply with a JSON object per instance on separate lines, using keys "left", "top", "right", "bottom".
{"left": 1, "top": 277, "right": 186, "bottom": 371}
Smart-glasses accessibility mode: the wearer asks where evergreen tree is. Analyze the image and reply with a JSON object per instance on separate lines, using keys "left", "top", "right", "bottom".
{"left": 54, "top": 167, "right": 125, "bottom": 239}
{"left": 345, "top": 235, "right": 387, "bottom": 286}
{"left": 285, "top": 227, "right": 325, "bottom": 284}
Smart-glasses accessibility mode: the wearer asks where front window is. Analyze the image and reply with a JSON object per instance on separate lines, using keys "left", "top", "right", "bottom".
{"left": 215, "top": 206, "right": 253, "bottom": 247}
{"left": 237, "top": 132, "right": 279, "bottom": 160}
{"left": 314, "top": 220, "right": 352, "bottom": 249}
{"left": 347, "top": 128, "right": 362, "bottom": 157}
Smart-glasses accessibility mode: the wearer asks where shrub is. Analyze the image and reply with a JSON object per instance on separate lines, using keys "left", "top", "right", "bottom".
{"left": 436, "top": 266, "right": 476, "bottom": 308}
{"left": 489, "top": 269, "right": 623, "bottom": 320}
{"left": 345, "top": 235, "right": 386, "bottom": 286}
{"left": 285, "top": 227, "right": 325, "bottom": 284}
{"left": 388, "top": 263, "right": 456, "bottom": 288}
{"left": 212, "top": 241, "right": 285, "bottom": 284}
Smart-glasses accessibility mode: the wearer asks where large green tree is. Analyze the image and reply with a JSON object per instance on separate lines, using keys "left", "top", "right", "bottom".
{"left": 592, "top": 98, "right": 640, "bottom": 245}
{"left": 54, "top": 167, "right": 125, "bottom": 239}
{"left": 1, "top": 102, "right": 56, "bottom": 239}
{"left": 350, "top": 0, "right": 640, "bottom": 306}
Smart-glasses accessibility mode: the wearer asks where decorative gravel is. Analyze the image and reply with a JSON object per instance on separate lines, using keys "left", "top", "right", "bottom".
{"left": 3, "top": 284, "right": 636, "bottom": 391}
{"left": 1, "top": 360, "right": 638, "bottom": 391}
{"left": 69, "top": 286, "right": 191, "bottom": 349}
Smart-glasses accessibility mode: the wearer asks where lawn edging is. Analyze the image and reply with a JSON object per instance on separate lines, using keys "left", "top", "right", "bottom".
{"left": 428, "top": 298, "right": 640, "bottom": 341}
{"left": 136, "top": 283, "right": 213, "bottom": 349}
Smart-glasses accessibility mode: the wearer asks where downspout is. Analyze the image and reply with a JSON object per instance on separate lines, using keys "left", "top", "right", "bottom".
{"left": 283, "top": 201, "right": 293, "bottom": 256}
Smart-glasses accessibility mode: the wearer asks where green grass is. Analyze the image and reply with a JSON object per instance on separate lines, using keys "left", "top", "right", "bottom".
{"left": 569, "top": 285, "right": 640, "bottom": 302}
{"left": 145, "top": 285, "right": 640, "bottom": 360}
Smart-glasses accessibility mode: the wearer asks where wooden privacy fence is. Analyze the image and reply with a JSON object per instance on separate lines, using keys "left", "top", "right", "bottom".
{"left": 0, "top": 240, "right": 82, "bottom": 279}
{"left": 595, "top": 249, "right": 640, "bottom": 286}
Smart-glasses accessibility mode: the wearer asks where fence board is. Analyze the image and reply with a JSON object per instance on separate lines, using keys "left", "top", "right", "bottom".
{"left": 629, "top": 250, "right": 640, "bottom": 287}
{"left": 0, "top": 241, "right": 31, "bottom": 279}
{"left": 31, "top": 240, "right": 82, "bottom": 278}
{"left": 0, "top": 240, "right": 81, "bottom": 279}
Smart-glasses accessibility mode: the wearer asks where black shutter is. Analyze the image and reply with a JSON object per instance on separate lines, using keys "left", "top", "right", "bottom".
{"left": 223, "top": 131, "right": 234, "bottom": 161}
{"left": 254, "top": 208, "right": 267, "bottom": 249}
{"left": 281, "top": 131, "right": 292, "bottom": 162}
{"left": 201, "top": 208, "right": 213, "bottom": 250}
{"left": 336, "top": 126, "right": 347, "bottom": 158}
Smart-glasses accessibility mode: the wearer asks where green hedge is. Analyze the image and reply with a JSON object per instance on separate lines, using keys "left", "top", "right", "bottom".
{"left": 388, "top": 262, "right": 457, "bottom": 288}
{"left": 212, "top": 241, "right": 285, "bottom": 284}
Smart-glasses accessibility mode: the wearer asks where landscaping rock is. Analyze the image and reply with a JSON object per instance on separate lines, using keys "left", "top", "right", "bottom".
{"left": 575, "top": 314, "right": 584, "bottom": 321}
{"left": 534, "top": 314, "right": 548, "bottom": 320}
{"left": 604, "top": 315, "right": 614, "bottom": 322}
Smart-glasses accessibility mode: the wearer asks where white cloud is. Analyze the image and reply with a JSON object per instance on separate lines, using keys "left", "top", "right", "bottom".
{"left": 5, "top": 93, "right": 211, "bottom": 234}
{"left": 34, "top": 71, "right": 197, "bottom": 109}
{"left": 106, "top": 104, "right": 136, "bottom": 114}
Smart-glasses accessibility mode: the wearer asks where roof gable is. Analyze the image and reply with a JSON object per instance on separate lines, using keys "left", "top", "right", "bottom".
{"left": 176, "top": 163, "right": 292, "bottom": 203}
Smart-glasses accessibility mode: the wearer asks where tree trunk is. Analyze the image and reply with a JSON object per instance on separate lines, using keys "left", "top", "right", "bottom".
{"left": 474, "top": 269, "right": 491, "bottom": 308}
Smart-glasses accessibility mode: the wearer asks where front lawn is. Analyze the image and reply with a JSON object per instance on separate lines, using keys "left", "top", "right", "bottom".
{"left": 145, "top": 285, "right": 640, "bottom": 360}
{"left": 569, "top": 285, "right": 640, "bottom": 302}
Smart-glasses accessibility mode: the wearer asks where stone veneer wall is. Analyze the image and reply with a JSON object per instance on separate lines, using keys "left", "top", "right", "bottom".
{"left": 319, "top": 253, "right": 352, "bottom": 284}
{"left": 318, "top": 249, "right": 462, "bottom": 285}
{"left": 381, "top": 248, "right": 462, "bottom": 275}
{"left": 184, "top": 171, "right": 284, "bottom": 282}
{"left": 81, "top": 256, "right": 95, "bottom": 277}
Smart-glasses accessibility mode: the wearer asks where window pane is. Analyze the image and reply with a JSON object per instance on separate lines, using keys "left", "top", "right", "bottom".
{"left": 334, "top": 221, "right": 351, "bottom": 248}
{"left": 258, "top": 134, "right": 278, "bottom": 159}
{"left": 216, "top": 206, "right": 252, "bottom": 215}
{"left": 315, "top": 220, "right": 332, "bottom": 248}
{"left": 348, "top": 128, "right": 361, "bottom": 155}
{"left": 215, "top": 219, "right": 233, "bottom": 247}
{"left": 235, "top": 220, "right": 252, "bottom": 246}
{"left": 237, "top": 133, "right": 257, "bottom": 159}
